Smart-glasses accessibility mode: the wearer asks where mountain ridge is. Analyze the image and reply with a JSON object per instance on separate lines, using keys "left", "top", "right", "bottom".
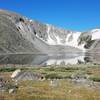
{"left": 0, "top": 9, "right": 100, "bottom": 53}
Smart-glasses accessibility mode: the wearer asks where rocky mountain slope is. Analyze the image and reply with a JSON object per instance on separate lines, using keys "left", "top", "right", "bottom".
{"left": 0, "top": 9, "right": 100, "bottom": 53}
{"left": 79, "top": 28, "right": 100, "bottom": 52}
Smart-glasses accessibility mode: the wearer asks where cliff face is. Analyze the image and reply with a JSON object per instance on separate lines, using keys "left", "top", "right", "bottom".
{"left": 78, "top": 28, "right": 100, "bottom": 52}
{"left": 0, "top": 10, "right": 39, "bottom": 53}
{"left": 0, "top": 9, "right": 100, "bottom": 54}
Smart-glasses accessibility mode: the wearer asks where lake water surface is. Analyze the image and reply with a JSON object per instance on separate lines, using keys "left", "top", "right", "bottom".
{"left": 0, "top": 53, "right": 99, "bottom": 65}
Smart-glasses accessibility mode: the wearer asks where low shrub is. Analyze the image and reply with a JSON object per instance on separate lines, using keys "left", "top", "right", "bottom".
{"left": 0, "top": 67, "right": 16, "bottom": 72}
{"left": 89, "top": 76, "right": 100, "bottom": 82}
{"left": 45, "top": 73, "right": 63, "bottom": 79}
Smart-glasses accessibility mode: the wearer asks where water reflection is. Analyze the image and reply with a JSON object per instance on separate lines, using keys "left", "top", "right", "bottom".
{"left": 43, "top": 56, "right": 85, "bottom": 65}
{"left": 0, "top": 53, "right": 99, "bottom": 65}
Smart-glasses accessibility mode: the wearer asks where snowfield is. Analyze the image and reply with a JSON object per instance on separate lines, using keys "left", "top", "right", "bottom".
{"left": 45, "top": 24, "right": 85, "bottom": 51}
{"left": 91, "top": 29, "right": 100, "bottom": 40}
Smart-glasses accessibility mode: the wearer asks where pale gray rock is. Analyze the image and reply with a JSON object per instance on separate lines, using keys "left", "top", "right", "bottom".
{"left": 0, "top": 9, "right": 100, "bottom": 53}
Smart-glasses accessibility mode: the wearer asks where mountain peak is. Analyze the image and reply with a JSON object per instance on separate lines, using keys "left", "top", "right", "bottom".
{"left": 0, "top": 9, "right": 100, "bottom": 53}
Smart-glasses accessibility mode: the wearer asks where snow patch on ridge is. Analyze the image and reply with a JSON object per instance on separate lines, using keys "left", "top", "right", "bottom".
{"left": 46, "top": 24, "right": 56, "bottom": 45}
{"left": 46, "top": 24, "right": 85, "bottom": 51}
{"left": 91, "top": 29, "right": 100, "bottom": 40}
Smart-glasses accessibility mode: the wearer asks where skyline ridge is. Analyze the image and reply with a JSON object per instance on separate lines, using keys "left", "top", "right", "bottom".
{"left": 0, "top": 0, "right": 100, "bottom": 31}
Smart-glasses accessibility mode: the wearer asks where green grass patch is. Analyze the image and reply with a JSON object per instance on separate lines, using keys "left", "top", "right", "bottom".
{"left": 0, "top": 67, "right": 16, "bottom": 72}
{"left": 89, "top": 76, "right": 100, "bottom": 82}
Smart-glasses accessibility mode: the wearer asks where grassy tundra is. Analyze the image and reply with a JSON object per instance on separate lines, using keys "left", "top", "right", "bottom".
{"left": 0, "top": 63, "right": 100, "bottom": 100}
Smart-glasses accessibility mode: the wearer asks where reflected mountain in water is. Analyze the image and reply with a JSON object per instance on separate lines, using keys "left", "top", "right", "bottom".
{"left": 0, "top": 53, "right": 99, "bottom": 65}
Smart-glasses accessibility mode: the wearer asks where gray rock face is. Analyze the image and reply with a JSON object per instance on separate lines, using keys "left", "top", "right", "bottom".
{"left": 11, "top": 70, "right": 44, "bottom": 81}
{"left": 0, "top": 13, "right": 38, "bottom": 53}
{"left": 0, "top": 9, "right": 100, "bottom": 53}
{"left": 78, "top": 28, "right": 100, "bottom": 52}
